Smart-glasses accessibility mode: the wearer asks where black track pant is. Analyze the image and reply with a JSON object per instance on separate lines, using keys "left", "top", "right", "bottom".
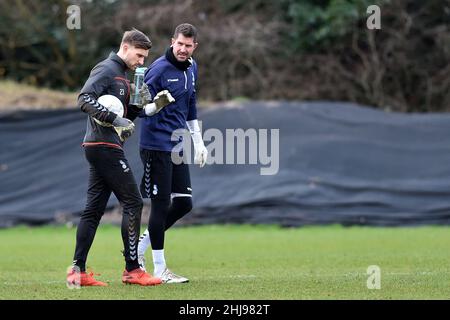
{"left": 73, "top": 146, "right": 142, "bottom": 272}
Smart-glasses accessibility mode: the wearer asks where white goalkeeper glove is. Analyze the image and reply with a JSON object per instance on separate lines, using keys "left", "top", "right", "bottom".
{"left": 187, "top": 119, "right": 207, "bottom": 167}
{"left": 142, "top": 89, "right": 175, "bottom": 116}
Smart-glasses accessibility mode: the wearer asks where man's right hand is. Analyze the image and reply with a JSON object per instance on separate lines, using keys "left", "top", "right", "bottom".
{"left": 143, "top": 90, "right": 175, "bottom": 116}
{"left": 154, "top": 90, "right": 175, "bottom": 110}
{"left": 112, "top": 117, "right": 135, "bottom": 142}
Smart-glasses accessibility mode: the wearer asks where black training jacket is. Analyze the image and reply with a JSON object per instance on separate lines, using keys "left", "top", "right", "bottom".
{"left": 78, "top": 52, "right": 141, "bottom": 149}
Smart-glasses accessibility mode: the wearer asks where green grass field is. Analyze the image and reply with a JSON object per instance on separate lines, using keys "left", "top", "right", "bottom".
{"left": 0, "top": 224, "right": 449, "bottom": 300}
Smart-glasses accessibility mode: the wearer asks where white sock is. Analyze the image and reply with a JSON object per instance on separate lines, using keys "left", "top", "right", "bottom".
{"left": 152, "top": 249, "right": 166, "bottom": 277}
{"left": 138, "top": 229, "right": 151, "bottom": 257}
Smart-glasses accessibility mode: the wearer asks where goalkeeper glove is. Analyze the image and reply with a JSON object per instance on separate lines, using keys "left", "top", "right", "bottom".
{"left": 112, "top": 117, "right": 135, "bottom": 142}
{"left": 137, "top": 83, "right": 152, "bottom": 108}
{"left": 187, "top": 119, "right": 207, "bottom": 167}
{"left": 142, "top": 90, "right": 175, "bottom": 116}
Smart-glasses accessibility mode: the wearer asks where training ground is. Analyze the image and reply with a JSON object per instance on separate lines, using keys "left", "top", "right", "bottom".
{"left": 0, "top": 224, "right": 449, "bottom": 300}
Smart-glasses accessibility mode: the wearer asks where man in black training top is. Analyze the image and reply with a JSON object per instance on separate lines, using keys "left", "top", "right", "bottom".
{"left": 66, "top": 29, "right": 173, "bottom": 287}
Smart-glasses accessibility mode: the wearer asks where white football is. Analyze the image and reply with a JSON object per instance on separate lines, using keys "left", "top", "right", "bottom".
{"left": 94, "top": 95, "right": 124, "bottom": 126}
{"left": 98, "top": 94, "right": 124, "bottom": 117}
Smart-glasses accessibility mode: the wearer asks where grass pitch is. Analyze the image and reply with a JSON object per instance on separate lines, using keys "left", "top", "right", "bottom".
{"left": 0, "top": 224, "right": 449, "bottom": 300}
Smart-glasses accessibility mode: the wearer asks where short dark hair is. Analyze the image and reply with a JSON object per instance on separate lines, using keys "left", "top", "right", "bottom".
{"left": 173, "top": 23, "right": 198, "bottom": 42}
{"left": 121, "top": 28, "right": 152, "bottom": 50}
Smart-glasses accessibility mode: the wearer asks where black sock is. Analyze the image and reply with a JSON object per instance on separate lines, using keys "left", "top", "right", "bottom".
{"left": 126, "top": 262, "right": 141, "bottom": 272}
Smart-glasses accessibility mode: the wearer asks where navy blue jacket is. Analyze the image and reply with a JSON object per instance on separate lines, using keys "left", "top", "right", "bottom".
{"left": 140, "top": 52, "right": 198, "bottom": 152}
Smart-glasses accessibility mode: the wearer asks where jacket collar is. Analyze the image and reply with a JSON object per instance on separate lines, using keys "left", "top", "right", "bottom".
{"left": 165, "top": 46, "right": 192, "bottom": 71}
{"left": 109, "top": 52, "right": 128, "bottom": 71}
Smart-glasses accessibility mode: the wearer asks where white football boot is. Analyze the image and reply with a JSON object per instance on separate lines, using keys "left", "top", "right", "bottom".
{"left": 159, "top": 268, "right": 189, "bottom": 284}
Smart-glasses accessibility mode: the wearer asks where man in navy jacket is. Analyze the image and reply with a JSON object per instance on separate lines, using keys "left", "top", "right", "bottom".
{"left": 137, "top": 23, "right": 207, "bottom": 283}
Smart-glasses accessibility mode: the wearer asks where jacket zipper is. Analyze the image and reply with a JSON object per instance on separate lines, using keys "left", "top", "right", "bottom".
{"left": 184, "top": 71, "right": 187, "bottom": 90}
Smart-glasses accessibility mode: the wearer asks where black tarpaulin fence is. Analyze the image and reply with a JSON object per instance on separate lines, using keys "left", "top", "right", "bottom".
{"left": 1, "top": 101, "right": 450, "bottom": 227}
